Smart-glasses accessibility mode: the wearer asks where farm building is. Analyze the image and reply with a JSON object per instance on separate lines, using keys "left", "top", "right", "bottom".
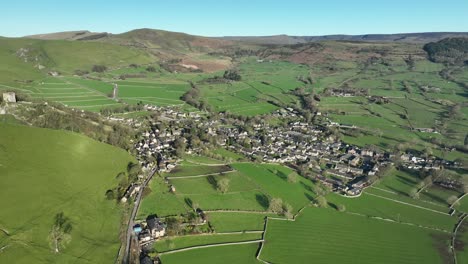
{"left": 2, "top": 92, "right": 16, "bottom": 103}
{"left": 147, "top": 216, "right": 166, "bottom": 238}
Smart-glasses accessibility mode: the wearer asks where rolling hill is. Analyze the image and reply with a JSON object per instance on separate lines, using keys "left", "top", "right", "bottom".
{"left": 0, "top": 123, "right": 136, "bottom": 264}
{"left": 223, "top": 32, "right": 468, "bottom": 45}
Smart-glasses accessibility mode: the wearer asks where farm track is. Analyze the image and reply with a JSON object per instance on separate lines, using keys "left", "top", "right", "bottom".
{"left": 368, "top": 187, "right": 449, "bottom": 209}
{"left": 158, "top": 239, "right": 264, "bottom": 255}
{"left": 366, "top": 192, "right": 450, "bottom": 215}
{"left": 166, "top": 170, "right": 236, "bottom": 179}
{"left": 184, "top": 160, "right": 227, "bottom": 166}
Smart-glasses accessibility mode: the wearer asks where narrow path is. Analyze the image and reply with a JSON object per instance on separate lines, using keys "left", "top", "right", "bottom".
{"left": 369, "top": 186, "right": 397, "bottom": 195}
{"left": 158, "top": 239, "right": 264, "bottom": 255}
{"left": 365, "top": 192, "right": 450, "bottom": 215}
{"left": 167, "top": 170, "right": 236, "bottom": 179}
{"left": 184, "top": 160, "right": 227, "bottom": 166}
{"left": 204, "top": 210, "right": 274, "bottom": 214}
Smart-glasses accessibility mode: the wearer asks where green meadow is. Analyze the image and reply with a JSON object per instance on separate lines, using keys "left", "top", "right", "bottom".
{"left": 0, "top": 124, "right": 135, "bottom": 264}
{"left": 260, "top": 208, "right": 451, "bottom": 264}
{"left": 159, "top": 243, "right": 262, "bottom": 264}
{"left": 154, "top": 232, "right": 262, "bottom": 253}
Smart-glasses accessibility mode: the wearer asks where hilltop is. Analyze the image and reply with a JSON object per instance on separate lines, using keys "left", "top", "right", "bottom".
{"left": 223, "top": 32, "right": 468, "bottom": 45}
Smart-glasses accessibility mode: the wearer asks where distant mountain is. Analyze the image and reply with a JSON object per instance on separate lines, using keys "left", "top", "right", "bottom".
{"left": 25, "top": 30, "right": 109, "bottom": 41}
{"left": 222, "top": 32, "right": 468, "bottom": 44}
{"left": 23, "top": 29, "right": 468, "bottom": 48}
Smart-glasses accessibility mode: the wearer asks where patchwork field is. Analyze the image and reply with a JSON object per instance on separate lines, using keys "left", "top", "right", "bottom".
{"left": 159, "top": 243, "right": 262, "bottom": 264}
{"left": 18, "top": 75, "right": 191, "bottom": 112}
{"left": 456, "top": 219, "right": 468, "bottom": 264}
{"left": 232, "top": 163, "right": 317, "bottom": 212}
{"left": 0, "top": 123, "right": 135, "bottom": 264}
{"left": 260, "top": 208, "right": 451, "bottom": 264}
{"left": 208, "top": 212, "right": 274, "bottom": 232}
{"left": 326, "top": 192, "right": 457, "bottom": 231}
{"left": 154, "top": 232, "right": 262, "bottom": 253}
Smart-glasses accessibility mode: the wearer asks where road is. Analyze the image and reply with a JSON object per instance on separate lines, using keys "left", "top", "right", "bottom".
{"left": 122, "top": 168, "right": 157, "bottom": 264}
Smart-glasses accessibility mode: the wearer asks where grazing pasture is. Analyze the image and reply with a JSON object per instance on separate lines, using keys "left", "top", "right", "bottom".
{"left": 208, "top": 212, "right": 275, "bottom": 232}
{"left": 159, "top": 243, "right": 262, "bottom": 264}
{"left": 326, "top": 192, "right": 456, "bottom": 231}
{"left": 0, "top": 124, "right": 135, "bottom": 264}
{"left": 260, "top": 208, "right": 450, "bottom": 264}
{"left": 232, "top": 163, "right": 316, "bottom": 212}
{"left": 154, "top": 232, "right": 262, "bottom": 252}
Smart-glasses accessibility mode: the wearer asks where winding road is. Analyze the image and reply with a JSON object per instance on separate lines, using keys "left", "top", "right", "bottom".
{"left": 122, "top": 168, "right": 157, "bottom": 264}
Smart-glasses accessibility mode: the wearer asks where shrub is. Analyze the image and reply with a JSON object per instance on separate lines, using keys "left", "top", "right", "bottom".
{"left": 92, "top": 65, "right": 107, "bottom": 73}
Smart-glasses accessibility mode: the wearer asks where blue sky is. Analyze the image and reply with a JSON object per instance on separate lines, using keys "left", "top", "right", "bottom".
{"left": 2, "top": 0, "right": 468, "bottom": 37}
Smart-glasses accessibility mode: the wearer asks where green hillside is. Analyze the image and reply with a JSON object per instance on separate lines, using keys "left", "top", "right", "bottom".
{"left": 0, "top": 37, "right": 153, "bottom": 85}
{"left": 0, "top": 123, "right": 135, "bottom": 264}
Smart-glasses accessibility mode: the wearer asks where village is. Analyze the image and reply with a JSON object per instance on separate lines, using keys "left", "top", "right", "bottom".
{"left": 117, "top": 103, "right": 463, "bottom": 255}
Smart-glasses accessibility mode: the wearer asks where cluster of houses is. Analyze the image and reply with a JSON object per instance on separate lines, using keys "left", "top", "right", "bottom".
{"left": 134, "top": 216, "right": 166, "bottom": 244}
{"left": 399, "top": 153, "right": 456, "bottom": 170}
{"left": 131, "top": 105, "right": 460, "bottom": 199}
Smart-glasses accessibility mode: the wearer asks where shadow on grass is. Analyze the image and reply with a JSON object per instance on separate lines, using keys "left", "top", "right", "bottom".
{"left": 206, "top": 175, "right": 217, "bottom": 190}
{"left": 256, "top": 194, "right": 270, "bottom": 210}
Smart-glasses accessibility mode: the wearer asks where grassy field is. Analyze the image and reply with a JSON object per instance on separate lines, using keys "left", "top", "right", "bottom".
{"left": 183, "top": 155, "right": 225, "bottom": 165}
{"left": 456, "top": 220, "right": 468, "bottom": 264}
{"left": 167, "top": 164, "right": 232, "bottom": 177}
{"left": 154, "top": 232, "right": 262, "bottom": 252}
{"left": 0, "top": 124, "right": 135, "bottom": 264}
{"left": 137, "top": 176, "right": 189, "bottom": 218}
{"left": 260, "top": 208, "right": 451, "bottom": 264}
{"left": 170, "top": 173, "right": 267, "bottom": 211}
{"left": 208, "top": 212, "right": 275, "bottom": 232}
{"left": 159, "top": 243, "right": 262, "bottom": 264}
{"left": 326, "top": 192, "right": 457, "bottom": 231}
{"left": 198, "top": 58, "right": 308, "bottom": 116}
{"left": 232, "top": 163, "right": 316, "bottom": 212}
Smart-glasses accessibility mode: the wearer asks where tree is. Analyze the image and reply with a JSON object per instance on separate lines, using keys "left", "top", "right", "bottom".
{"left": 92, "top": 65, "right": 107, "bottom": 73}
{"left": 105, "top": 189, "right": 115, "bottom": 200}
{"left": 287, "top": 172, "right": 298, "bottom": 183}
{"left": 174, "top": 138, "right": 187, "bottom": 157}
{"left": 314, "top": 196, "right": 327, "bottom": 208}
{"left": 458, "top": 175, "right": 468, "bottom": 194}
{"left": 447, "top": 195, "right": 459, "bottom": 206}
{"left": 409, "top": 188, "right": 419, "bottom": 199}
{"left": 337, "top": 204, "right": 346, "bottom": 212}
{"left": 146, "top": 66, "right": 156, "bottom": 72}
{"left": 166, "top": 217, "right": 183, "bottom": 235}
{"left": 269, "top": 198, "right": 283, "bottom": 214}
{"left": 48, "top": 212, "right": 72, "bottom": 253}
{"left": 282, "top": 202, "right": 293, "bottom": 219}
{"left": 217, "top": 178, "right": 230, "bottom": 194}
{"left": 223, "top": 70, "right": 242, "bottom": 81}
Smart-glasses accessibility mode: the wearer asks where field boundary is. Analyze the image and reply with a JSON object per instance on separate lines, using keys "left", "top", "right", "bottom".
{"left": 365, "top": 192, "right": 450, "bottom": 215}
{"left": 167, "top": 170, "right": 236, "bottom": 179}
{"left": 158, "top": 239, "right": 263, "bottom": 255}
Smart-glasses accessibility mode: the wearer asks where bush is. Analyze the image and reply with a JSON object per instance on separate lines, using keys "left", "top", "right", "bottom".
{"left": 92, "top": 65, "right": 107, "bottom": 73}
{"left": 105, "top": 189, "right": 115, "bottom": 200}
{"left": 74, "top": 69, "right": 89, "bottom": 76}
{"left": 223, "top": 70, "right": 242, "bottom": 81}
{"left": 146, "top": 66, "right": 156, "bottom": 72}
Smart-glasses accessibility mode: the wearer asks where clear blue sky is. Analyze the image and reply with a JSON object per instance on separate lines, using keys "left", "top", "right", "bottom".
{"left": 2, "top": 0, "right": 468, "bottom": 37}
